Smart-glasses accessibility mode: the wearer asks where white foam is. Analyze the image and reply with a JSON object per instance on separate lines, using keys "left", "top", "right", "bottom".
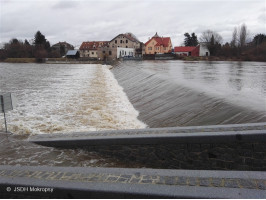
{"left": 1, "top": 64, "right": 146, "bottom": 135}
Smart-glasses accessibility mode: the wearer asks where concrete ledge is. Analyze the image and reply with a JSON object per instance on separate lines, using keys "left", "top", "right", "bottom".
{"left": 28, "top": 123, "right": 266, "bottom": 171}
{"left": 0, "top": 165, "right": 265, "bottom": 198}
{"left": 29, "top": 123, "right": 266, "bottom": 148}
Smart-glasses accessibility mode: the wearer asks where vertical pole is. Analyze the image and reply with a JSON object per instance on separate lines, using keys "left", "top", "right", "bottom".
{"left": 0, "top": 95, "right": 7, "bottom": 133}
{"left": 3, "top": 110, "right": 7, "bottom": 133}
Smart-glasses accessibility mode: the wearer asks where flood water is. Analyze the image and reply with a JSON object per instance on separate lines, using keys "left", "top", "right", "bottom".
{"left": 113, "top": 60, "right": 266, "bottom": 127}
{"left": 0, "top": 60, "right": 265, "bottom": 167}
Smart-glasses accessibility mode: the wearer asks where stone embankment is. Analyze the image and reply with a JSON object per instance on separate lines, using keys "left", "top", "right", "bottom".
{"left": 1, "top": 123, "right": 265, "bottom": 198}
{"left": 31, "top": 123, "right": 266, "bottom": 171}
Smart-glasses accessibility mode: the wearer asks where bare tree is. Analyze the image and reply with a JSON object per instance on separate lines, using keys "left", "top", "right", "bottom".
{"left": 231, "top": 27, "right": 238, "bottom": 47}
{"left": 200, "top": 30, "right": 223, "bottom": 56}
{"left": 239, "top": 23, "right": 247, "bottom": 48}
{"left": 200, "top": 30, "right": 223, "bottom": 45}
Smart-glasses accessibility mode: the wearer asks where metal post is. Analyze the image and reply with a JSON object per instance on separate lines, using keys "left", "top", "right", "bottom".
{"left": 0, "top": 95, "right": 7, "bottom": 133}
{"left": 3, "top": 110, "right": 7, "bottom": 133}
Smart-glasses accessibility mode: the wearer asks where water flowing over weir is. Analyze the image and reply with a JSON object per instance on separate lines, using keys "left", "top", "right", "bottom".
{"left": 112, "top": 60, "right": 266, "bottom": 127}
{"left": 0, "top": 61, "right": 265, "bottom": 167}
{"left": 0, "top": 63, "right": 145, "bottom": 167}
{"left": 0, "top": 63, "right": 146, "bottom": 134}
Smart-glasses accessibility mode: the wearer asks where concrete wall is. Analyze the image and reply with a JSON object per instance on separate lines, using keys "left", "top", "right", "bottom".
{"left": 30, "top": 123, "right": 266, "bottom": 171}
{"left": 85, "top": 141, "right": 266, "bottom": 171}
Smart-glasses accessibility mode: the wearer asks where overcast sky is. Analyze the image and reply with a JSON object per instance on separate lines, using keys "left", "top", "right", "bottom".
{"left": 0, "top": 0, "right": 265, "bottom": 48}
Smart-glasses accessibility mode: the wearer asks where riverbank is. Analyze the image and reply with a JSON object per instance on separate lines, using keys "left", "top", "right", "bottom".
{"left": 181, "top": 55, "right": 266, "bottom": 62}
{"left": 1, "top": 57, "right": 118, "bottom": 65}
{"left": 1, "top": 56, "right": 265, "bottom": 63}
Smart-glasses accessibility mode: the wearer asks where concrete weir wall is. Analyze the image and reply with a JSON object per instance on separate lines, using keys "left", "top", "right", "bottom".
{"left": 86, "top": 141, "right": 265, "bottom": 170}
{"left": 30, "top": 123, "right": 266, "bottom": 171}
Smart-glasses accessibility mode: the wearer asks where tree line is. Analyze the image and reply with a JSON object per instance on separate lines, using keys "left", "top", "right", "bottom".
{"left": 183, "top": 24, "right": 266, "bottom": 61}
{"left": 1, "top": 27, "right": 265, "bottom": 62}
{"left": 0, "top": 31, "right": 61, "bottom": 61}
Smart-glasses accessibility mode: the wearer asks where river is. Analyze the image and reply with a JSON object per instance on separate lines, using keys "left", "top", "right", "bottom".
{"left": 112, "top": 60, "right": 266, "bottom": 127}
{"left": 0, "top": 60, "right": 265, "bottom": 167}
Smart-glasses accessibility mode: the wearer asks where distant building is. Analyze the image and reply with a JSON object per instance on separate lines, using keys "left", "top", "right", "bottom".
{"left": 66, "top": 50, "right": 80, "bottom": 59}
{"left": 174, "top": 43, "right": 210, "bottom": 56}
{"left": 199, "top": 43, "right": 210, "bottom": 56}
{"left": 79, "top": 41, "right": 109, "bottom": 59}
{"left": 79, "top": 33, "right": 143, "bottom": 60}
{"left": 174, "top": 46, "right": 200, "bottom": 56}
{"left": 108, "top": 33, "right": 144, "bottom": 59}
{"left": 52, "top": 42, "right": 74, "bottom": 56}
{"left": 145, "top": 32, "right": 173, "bottom": 55}
{"left": 117, "top": 47, "right": 135, "bottom": 58}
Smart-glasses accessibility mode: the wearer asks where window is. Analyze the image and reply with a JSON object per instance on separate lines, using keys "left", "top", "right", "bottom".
{"left": 92, "top": 52, "right": 94, "bottom": 55}
{"left": 109, "top": 51, "right": 112, "bottom": 55}
{"left": 120, "top": 40, "right": 122, "bottom": 44}
{"left": 126, "top": 40, "right": 128, "bottom": 43}
{"left": 125, "top": 51, "right": 127, "bottom": 55}
{"left": 148, "top": 47, "right": 152, "bottom": 50}
{"left": 102, "top": 51, "right": 105, "bottom": 54}
{"left": 126, "top": 46, "right": 128, "bottom": 48}
{"left": 115, "top": 40, "right": 117, "bottom": 44}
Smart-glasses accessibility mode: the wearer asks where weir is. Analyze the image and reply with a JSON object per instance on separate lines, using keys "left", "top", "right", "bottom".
{"left": 1, "top": 123, "right": 266, "bottom": 198}
{"left": 0, "top": 122, "right": 265, "bottom": 198}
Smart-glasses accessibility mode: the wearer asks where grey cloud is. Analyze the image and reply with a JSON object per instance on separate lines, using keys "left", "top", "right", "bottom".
{"left": 0, "top": 0, "right": 265, "bottom": 47}
{"left": 52, "top": 0, "right": 79, "bottom": 9}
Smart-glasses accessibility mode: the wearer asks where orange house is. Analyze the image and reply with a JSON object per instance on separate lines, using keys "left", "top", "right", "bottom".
{"left": 145, "top": 32, "right": 173, "bottom": 54}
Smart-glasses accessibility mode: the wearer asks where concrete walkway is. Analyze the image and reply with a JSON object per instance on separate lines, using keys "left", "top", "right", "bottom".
{"left": 0, "top": 165, "right": 265, "bottom": 198}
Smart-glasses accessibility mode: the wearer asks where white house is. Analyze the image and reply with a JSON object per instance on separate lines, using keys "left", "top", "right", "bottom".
{"left": 199, "top": 43, "right": 210, "bottom": 56}
{"left": 117, "top": 47, "right": 135, "bottom": 58}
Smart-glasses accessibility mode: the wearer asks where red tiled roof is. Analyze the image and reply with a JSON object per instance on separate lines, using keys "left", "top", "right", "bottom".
{"left": 174, "top": 46, "right": 197, "bottom": 52}
{"left": 79, "top": 41, "right": 109, "bottom": 50}
{"left": 145, "top": 36, "right": 171, "bottom": 47}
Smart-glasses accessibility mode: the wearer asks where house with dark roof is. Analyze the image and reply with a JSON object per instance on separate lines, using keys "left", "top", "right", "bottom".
{"left": 108, "top": 33, "right": 144, "bottom": 59}
{"left": 52, "top": 42, "right": 74, "bottom": 56}
{"left": 145, "top": 32, "right": 173, "bottom": 55}
{"left": 66, "top": 50, "right": 80, "bottom": 59}
{"left": 79, "top": 41, "right": 109, "bottom": 59}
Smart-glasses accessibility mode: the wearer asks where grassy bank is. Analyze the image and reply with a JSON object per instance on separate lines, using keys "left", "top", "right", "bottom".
{"left": 3, "top": 58, "right": 36, "bottom": 63}
{"left": 1, "top": 57, "right": 118, "bottom": 65}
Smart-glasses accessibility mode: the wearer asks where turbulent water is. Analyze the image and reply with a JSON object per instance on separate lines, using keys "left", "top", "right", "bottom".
{"left": 0, "top": 61, "right": 265, "bottom": 167}
{"left": 0, "top": 63, "right": 146, "bottom": 135}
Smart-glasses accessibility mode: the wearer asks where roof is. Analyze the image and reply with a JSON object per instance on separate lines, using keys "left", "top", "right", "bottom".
{"left": 110, "top": 33, "right": 140, "bottom": 43}
{"left": 174, "top": 46, "right": 197, "bottom": 52}
{"left": 52, "top": 41, "right": 73, "bottom": 47}
{"left": 66, "top": 50, "right": 79, "bottom": 56}
{"left": 145, "top": 33, "right": 171, "bottom": 47}
{"left": 79, "top": 41, "right": 109, "bottom": 50}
